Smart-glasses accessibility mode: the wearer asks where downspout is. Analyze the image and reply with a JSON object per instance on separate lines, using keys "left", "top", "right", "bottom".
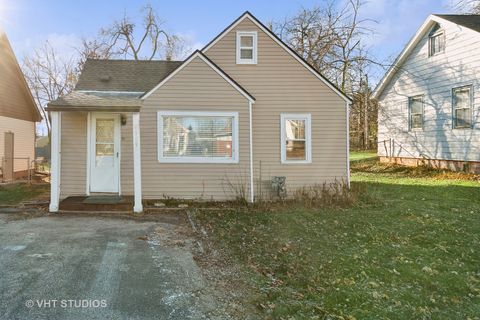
{"left": 346, "top": 101, "right": 351, "bottom": 188}
{"left": 249, "top": 100, "right": 254, "bottom": 203}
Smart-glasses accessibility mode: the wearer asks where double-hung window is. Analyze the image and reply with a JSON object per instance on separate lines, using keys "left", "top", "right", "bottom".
{"left": 236, "top": 31, "right": 257, "bottom": 64}
{"left": 452, "top": 86, "right": 473, "bottom": 128}
{"left": 409, "top": 95, "right": 424, "bottom": 130}
{"left": 157, "top": 111, "right": 239, "bottom": 163}
{"left": 281, "top": 114, "right": 312, "bottom": 164}
{"left": 429, "top": 26, "right": 445, "bottom": 56}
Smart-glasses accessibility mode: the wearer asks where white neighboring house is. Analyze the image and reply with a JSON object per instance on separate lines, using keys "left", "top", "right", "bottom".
{"left": 373, "top": 14, "right": 480, "bottom": 172}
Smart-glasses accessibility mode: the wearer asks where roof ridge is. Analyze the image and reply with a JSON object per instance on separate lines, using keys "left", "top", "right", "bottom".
{"left": 85, "top": 58, "right": 183, "bottom": 63}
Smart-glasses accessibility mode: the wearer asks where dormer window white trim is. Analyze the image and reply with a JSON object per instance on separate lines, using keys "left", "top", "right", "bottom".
{"left": 236, "top": 31, "right": 257, "bottom": 64}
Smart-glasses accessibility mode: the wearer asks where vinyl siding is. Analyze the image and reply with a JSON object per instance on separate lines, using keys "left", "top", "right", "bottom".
{"left": 204, "top": 17, "right": 348, "bottom": 198}
{"left": 60, "top": 112, "right": 87, "bottom": 197}
{"left": 0, "top": 115, "right": 35, "bottom": 172}
{"left": 141, "top": 56, "right": 250, "bottom": 200}
{"left": 59, "top": 112, "right": 135, "bottom": 198}
{"left": 0, "top": 33, "right": 39, "bottom": 122}
{"left": 378, "top": 20, "right": 480, "bottom": 161}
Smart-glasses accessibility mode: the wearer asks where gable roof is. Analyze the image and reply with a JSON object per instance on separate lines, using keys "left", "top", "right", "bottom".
{"left": 202, "top": 11, "right": 352, "bottom": 103}
{"left": 75, "top": 59, "right": 182, "bottom": 92}
{"left": 373, "top": 14, "right": 480, "bottom": 99}
{"left": 141, "top": 50, "right": 255, "bottom": 102}
{"left": 434, "top": 14, "right": 480, "bottom": 33}
{"left": 0, "top": 31, "right": 42, "bottom": 121}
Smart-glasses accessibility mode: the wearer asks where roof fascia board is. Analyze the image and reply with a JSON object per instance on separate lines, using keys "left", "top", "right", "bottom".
{"left": 202, "top": 11, "right": 352, "bottom": 103}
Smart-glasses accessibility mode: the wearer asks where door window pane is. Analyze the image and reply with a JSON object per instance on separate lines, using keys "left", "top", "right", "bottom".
{"left": 96, "top": 119, "right": 114, "bottom": 156}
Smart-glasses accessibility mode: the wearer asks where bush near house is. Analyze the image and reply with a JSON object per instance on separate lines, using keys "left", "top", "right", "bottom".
{"left": 196, "top": 156, "right": 480, "bottom": 319}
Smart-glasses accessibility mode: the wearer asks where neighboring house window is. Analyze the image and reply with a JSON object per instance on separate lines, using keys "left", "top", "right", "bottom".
{"left": 236, "top": 31, "right": 257, "bottom": 64}
{"left": 452, "top": 86, "right": 473, "bottom": 128}
{"left": 280, "top": 114, "right": 312, "bottom": 164}
{"left": 157, "top": 111, "right": 239, "bottom": 163}
{"left": 409, "top": 95, "right": 424, "bottom": 130}
{"left": 429, "top": 26, "right": 445, "bottom": 56}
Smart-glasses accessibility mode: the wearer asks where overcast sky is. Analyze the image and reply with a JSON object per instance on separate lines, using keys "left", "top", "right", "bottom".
{"left": 0, "top": 0, "right": 459, "bottom": 84}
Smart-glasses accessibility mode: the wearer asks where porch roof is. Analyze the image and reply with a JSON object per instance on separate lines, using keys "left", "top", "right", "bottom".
{"left": 46, "top": 90, "right": 142, "bottom": 112}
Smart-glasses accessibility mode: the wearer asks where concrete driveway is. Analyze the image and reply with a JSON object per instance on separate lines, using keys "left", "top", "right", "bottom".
{"left": 0, "top": 214, "right": 224, "bottom": 320}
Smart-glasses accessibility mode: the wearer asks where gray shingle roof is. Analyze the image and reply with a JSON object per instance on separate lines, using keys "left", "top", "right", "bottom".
{"left": 49, "top": 90, "right": 142, "bottom": 107}
{"left": 75, "top": 59, "right": 182, "bottom": 92}
{"left": 434, "top": 14, "right": 480, "bottom": 33}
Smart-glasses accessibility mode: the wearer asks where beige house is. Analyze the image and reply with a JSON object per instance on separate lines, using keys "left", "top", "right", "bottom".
{"left": 0, "top": 31, "right": 41, "bottom": 181}
{"left": 47, "top": 12, "right": 351, "bottom": 212}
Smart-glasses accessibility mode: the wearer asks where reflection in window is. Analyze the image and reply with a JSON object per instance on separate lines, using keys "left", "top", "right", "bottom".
{"left": 281, "top": 114, "right": 311, "bottom": 163}
{"left": 409, "top": 96, "right": 423, "bottom": 130}
{"left": 162, "top": 116, "right": 234, "bottom": 159}
{"left": 285, "top": 119, "right": 306, "bottom": 160}
{"left": 453, "top": 86, "right": 472, "bottom": 128}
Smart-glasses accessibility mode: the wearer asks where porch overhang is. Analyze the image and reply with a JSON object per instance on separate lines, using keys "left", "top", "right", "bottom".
{"left": 46, "top": 90, "right": 143, "bottom": 113}
{"left": 46, "top": 105, "right": 141, "bottom": 112}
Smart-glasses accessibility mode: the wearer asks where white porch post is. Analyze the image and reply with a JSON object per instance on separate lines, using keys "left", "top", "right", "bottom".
{"left": 132, "top": 112, "right": 143, "bottom": 213}
{"left": 49, "top": 111, "right": 61, "bottom": 212}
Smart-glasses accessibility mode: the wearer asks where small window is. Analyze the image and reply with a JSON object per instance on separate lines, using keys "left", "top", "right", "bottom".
{"left": 157, "top": 111, "right": 239, "bottom": 163}
{"left": 281, "top": 114, "right": 311, "bottom": 164}
{"left": 236, "top": 31, "right": 257, "bottom": 64}
{"left": 429, "top": 27, "right": 445, "bottom": 56}
{"left": 409, "top": 95, "right": 424, "bottom": 130}
{"left": 452, "top": 86, "right": 473, "bottom": 129}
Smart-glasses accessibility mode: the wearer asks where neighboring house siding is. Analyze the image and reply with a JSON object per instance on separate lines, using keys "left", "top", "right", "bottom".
{"left": 378, "top": 21, "right": 480, "bottom": 162}
{"left": 0, "top": 115, "right": 35, "bottom": 172}
{"left": 142, "top": 56, "right": 250, "bottom": 200}
{"left": 204, "top": 17, "right": 348, "bottom": 197}
{"left": 0, "top": 33, "right": 38, "bottom": 122}
{"left": 60, "top": 112, "right": 135, "bottom": 198}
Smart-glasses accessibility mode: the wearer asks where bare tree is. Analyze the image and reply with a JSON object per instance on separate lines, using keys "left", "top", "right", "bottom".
{"left": 22, "top": 42, "right": 77, "bottom": 134}
{"left": 274, "top": 0, "right": 375, "bottom": 94}
{"left": 95, "top": 4, "right": 189, "bottom": 60}
{"left": 454, "top": 0, "right": 480, "bottom": 13}
{"left": 274, "top": 0, "right": 379, "bottom": 149}
{"left": 23, "top": 4, "right": 190, "bottom": 135}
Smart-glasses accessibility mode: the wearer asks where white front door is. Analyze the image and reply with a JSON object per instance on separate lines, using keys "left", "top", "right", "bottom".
{"left": 90, "top": 113, "right": 120, "bottom": 193}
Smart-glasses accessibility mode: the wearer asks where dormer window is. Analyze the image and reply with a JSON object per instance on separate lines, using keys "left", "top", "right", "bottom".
{"left": 428, "top": 25, "right": 445, "bottom": 56}
{"left": 236, "top": 31, "right": 257, "bottom": 64}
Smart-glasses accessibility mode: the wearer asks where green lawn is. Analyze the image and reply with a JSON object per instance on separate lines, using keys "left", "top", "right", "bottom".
{"left": 350, "top": 150, "right": 377, "bottom": 162}
{"left": 0, "top": 183, "right": 49, "bottom": 205}
{"left": 196, "top": 160, "right": 480, "bottom": 319}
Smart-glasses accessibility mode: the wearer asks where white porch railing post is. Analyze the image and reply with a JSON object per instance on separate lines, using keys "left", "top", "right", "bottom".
{"left": 49, "top": 111, "right": 61, "bottom": 212}
{"left": 132, "top": 112, "right": 143, "bottom": 213}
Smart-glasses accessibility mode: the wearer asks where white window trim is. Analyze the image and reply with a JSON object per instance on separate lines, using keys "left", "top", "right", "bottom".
{"left": 452, "top": 85, "right": 474, "bottom": 129}
{"left": 280, "top": 113, "right": 312, "bottom": 164}
{"left": 408, "top": 95, "right": 424, "bottom": 131}
{"left": 428, "top": 30, "right": 445, "bottom": 57}
{"left": 157, "top": 111, "right": 239, "bottom": 164}
{"left": 236, "top": 31, "right": 257, "bottom": 64}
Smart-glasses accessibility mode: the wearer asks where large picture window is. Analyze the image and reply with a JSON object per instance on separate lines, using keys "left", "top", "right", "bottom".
{"left": 157, "top": 111, "right": 239, "bottom": 163}
{"left": 281, "top": 114, "right": 312, "bottom": 164}
{"left": 452, "top": 86, "right": 473, "bottom": 129}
